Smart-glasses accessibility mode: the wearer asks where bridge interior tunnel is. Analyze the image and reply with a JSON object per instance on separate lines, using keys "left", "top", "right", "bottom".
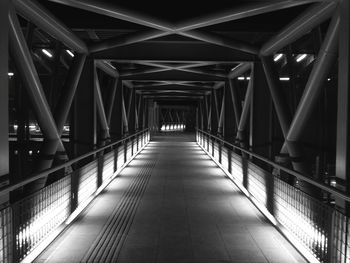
{"left": 0, "top": 0, "right": 349, "bottom": 262}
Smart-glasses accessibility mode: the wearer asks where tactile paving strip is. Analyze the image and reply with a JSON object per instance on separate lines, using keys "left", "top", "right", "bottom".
{"left": 81, "top": 158, "right": 157, "bottom": 263}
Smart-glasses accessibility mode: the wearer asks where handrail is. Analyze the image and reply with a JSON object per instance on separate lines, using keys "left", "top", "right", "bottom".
{"left": 197, "top": 129, "right": 350, "bottom": 203}
{"left": 0, "top": 129, "right": 149, "bottom": 197}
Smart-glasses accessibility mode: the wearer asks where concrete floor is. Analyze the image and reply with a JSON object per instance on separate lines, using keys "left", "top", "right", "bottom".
{"left": 35, "top": 135, "right": 306, "bottom": 263}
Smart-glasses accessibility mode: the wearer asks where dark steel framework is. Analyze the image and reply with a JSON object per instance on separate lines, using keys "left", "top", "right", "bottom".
{"left": 0, "top": 0, "right": 349, "bottom": 262}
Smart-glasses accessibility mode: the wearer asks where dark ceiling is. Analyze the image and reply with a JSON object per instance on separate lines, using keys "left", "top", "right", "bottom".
{"left": 27, "top": 0, "right": 324, "bottom": 105}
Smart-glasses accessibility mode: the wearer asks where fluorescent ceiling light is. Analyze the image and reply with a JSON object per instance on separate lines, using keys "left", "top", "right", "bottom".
{"left": 280, "top": 77, "right": 290, "bottom": 81}
{"left": 274, "top": 53, "right": 283, "bottom": 62}
{"left": 237, "top": 76, "right": 245, "bottom": 80}
{"left": 8, "top": 72, "right": 14, "bottom": 77}
{"left": 42, "top": 49, "right": 53, "bottom": 58}
{"left": 66, "top": 50, "right": 74, "bottom": 57}
{"left": 296, "top": 54, "right": 307, "bottom": 62}
{"left": 246, "top": 76, "right": 251, "bottom": 80}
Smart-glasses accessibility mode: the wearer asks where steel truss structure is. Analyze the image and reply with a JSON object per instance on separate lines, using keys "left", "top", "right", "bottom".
{"left": 0, "top": 0, "right": 349, "bottom": 262}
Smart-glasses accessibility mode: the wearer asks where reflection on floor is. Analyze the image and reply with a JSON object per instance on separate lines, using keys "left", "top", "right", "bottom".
{"left": 35, "top": 135, "right": 306, "bottom": 263}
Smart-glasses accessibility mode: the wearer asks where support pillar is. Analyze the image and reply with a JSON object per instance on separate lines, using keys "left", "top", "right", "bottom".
{"left": 0, "top": 0, "right": 9, "bottom": 204}
{"left": 110, "top": 80, "right": 123, "bottom": 140}
{"left": 73, "top": 58, "right": 96, "bottom": 162}
{"left": 224, "top": 82, "right": 236, "bottom": 143}
{"left": 336, "top": 0, "right": 350, "bottom": 211}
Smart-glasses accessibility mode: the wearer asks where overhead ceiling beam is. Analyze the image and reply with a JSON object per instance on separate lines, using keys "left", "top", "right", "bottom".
{"left": 45, "top": 0, "right": 174, "bottom": 32}
{"left": 179, "top": 30, "right": 259, "bottom": 55}
{"left": 175, "top": 0, "right": 318, "bottom": 32}
{"left": 93, "top": 41, "right": 255, "bottom": 61}
{"left": 227, "top": 62, "right": 252, "bottom": 79}
{"left": 14, "top": 0, "right": 87, "bottom": 53}
{"left": 121, "top": 70, "right": 226, "bottom": 81}
{"left": 260, "top": 1, "right": 337, "bottom": 56}
{"left": 95, "top": 60, "right": 119, "bottom": 78}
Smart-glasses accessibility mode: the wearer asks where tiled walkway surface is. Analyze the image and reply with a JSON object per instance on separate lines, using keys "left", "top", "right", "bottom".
{"left": 35, "top": 135, "right": 306, "bottom": 263}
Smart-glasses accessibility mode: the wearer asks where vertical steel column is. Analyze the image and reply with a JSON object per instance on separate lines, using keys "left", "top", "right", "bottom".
{"left": 236, "top": 67, "right": 254, "bottom": 146}
{"left": 126, "top": 87, "right": 136, "bottom": 134}
{"left": 110, "top": 80, "right": 123, "bottom": 140}
{"left": 280, "top": 12, "right": 340, "bottom": 154}
{"left": 224, "top": 82, "right": 236, "bottom": 142}
{"left": 336, "top": 0, "right": 350, "bottom": 212}
{"left": 121, "top": 83, "right": 129, "bottom": 135}
{"left": 228, "top": 79, "right": 241, "bottom": 129}
{"left": 106, "top": 76, "right": 119, "bottom": 126}
{"left": 94, "top": 65, "right": 110, "bottom": 145}
{"left": 218, "top": 91, "right": 225, "bottom": 136}
{"left": 0, "top": 0, "right": 9, "bottom": 203}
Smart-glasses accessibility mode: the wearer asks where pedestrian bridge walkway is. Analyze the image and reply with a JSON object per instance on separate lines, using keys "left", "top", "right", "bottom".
{"left": 34, "top": 135, "right": 305, "bottom": 263}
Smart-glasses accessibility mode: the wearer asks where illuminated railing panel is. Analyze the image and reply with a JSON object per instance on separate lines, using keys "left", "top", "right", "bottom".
{"left": 12, "top": 176, "right": 70, "bottom": 262}
{"left": 0, "top": 207, "right": 12, "bottom": 262}
{"left": 196, "top": 130, "right": 350, "bottom": 263}
{"left": 0, "top": 130, "right": 149, "bottom": 263}
{"left": 77, "top": 161, "right": 98, "bottom": 206}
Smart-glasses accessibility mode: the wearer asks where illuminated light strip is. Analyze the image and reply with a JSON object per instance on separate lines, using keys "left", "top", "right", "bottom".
{"left": 66, "top": 50, "right": 74, "bottom": 57}
{"left": 196, "top": 137, "right": 320, "bottom": 263}
{"left": 22, "top": 136, "right": 150, "bottom": 263}
{"left": 274, "top": 53, "right": 283, "bottom": 62}
{"left": 8, "top": 72, "right": 14, "bottom": 77}
{"left": 280, "top": 77, "right": 290, "bottom": 81}
{"left": 42, "top": 49, "right": 53, "bottom": 58}
{"left": 237, "top": 76, "right": 245, "bottom": 80}
{"left": 296, "top": 54, "right": 307, "bottom": 63}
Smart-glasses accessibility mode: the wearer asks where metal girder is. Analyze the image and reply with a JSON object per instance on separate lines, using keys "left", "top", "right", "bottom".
{"left": 261, "top": 56, "right": 292, "bottom": 137}
{"left": 236, "top": 66, "right": 254, "bottom": 144}
{"left": 94, "top": 65, "right": 110, "bottom": 143}
{"left": 121, "top": 70, "right": 226, "bottom": 81}
{"left": 92, "top": 41, "right": 255, "bottom": 62}
{"left": 134, "top": 84, "right": 212, "bottom": 91}
{"left": 336, "top": 0, "right": 350, "bottom": 189}
{"left": 120, "top": 68, "right": 169, "bottom": 77}
{"left": 227, "top": 62, "right": 252, "bottom": 79}
{"left": 179, "top": 30, "right": 259, "bottom": 55}
{"left": 9, "top": 7, "right": 68, "bottom": 177}
{"left": 176, "top": 0, "right": 319, "bottom": 32}
{"left": 89, "top": 30, "right": 170, "bottom": 53}
{"left": 0, "top": 0, "right": 9, "bottom": 187}
{"left": 260, "top": 1, "right": 337, "bottom": 56}
{"left": 121, "top": 85, "right": 129, "bottom": 134}
{"left": 14, "top": 0, "right": 88, "bottom": 53}
{"left": 213, "top": 89, "right": 220, "bottom": 125}
{"left": 280, "top": 11, "right": 339, "bottom": 153}
{"left": 106, "top": 77, "right": 119, "bottom": 125}
{"left": 218, "top": 93, "right": 225, "bottom": 135}
{"left": 228, "top": 79, "right": 241, "bottom": 128}
{"left": 96, "top": 60, "right": 119, "bottom": 78}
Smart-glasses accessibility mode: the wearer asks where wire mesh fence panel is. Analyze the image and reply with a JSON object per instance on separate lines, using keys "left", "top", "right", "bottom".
{"left": 12, "top": 176, "right": 70, "bottom": 261}
{"left": 247, "top": 163, "right": 268, "bottom": 207}
{"left": 76, "top": 160, "right": 98, "bottom": 207}
{"left": 102, "top": 151, "right": 115, "bottom": 183}
{"left": 0, "top": 206, "right": 12, "bottom": 263}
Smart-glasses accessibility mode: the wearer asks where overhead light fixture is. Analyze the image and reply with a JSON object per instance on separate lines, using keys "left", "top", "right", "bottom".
{"left": 246, "top": 77, "right": 251, "bottom": 80}
{"left": 280, "top": 77, "right": 290, "bottom": 81}
{"left": 42, "top": 49, "right": 53, "bottom": 58}
{"left": 66, "top": 50, "right": 74, "bottom": 57}
{"left": 327, "top": 78, "right": 331, "bottom": 81}
{"left": 274, "top": 53, "right": 283, "bottom": 62}
{"left": 8, "top": 72, "right": 14, "bottom": 77}
{"left": 237, "top": 76, "right": 245, "bottom": 80}
{"left": 296, "top": 54, "right": 307, "bottom": 63}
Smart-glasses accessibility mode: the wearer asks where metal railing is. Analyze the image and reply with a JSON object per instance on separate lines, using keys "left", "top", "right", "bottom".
{"left": 0, "top": 129, "right": 150, "bottom": 262}
{"left": 196, "top": 129, "right": 350, "bottom": 263}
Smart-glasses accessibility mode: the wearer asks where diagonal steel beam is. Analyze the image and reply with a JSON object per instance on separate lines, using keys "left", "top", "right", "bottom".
{"left": 14, "top": 0, "right": 87, "bottom": 53}
{"left": 228, "top": 79, "right": 241, "bottom": 128}
{"left": 236, "top": 66, "right": 254, "bottom": 144}
{"left": 94, "top": 65, "right": 110, "bottom": 144}
{"left": 218, "top": 92, "right": 225, "bottom": 135}
{"left": 9, "top": 7, "right": 68, "bottom": 189}
{"left": 228, "top": 62, "right": 252, "bottom": 79}
{"left": 121, "top": 84, "right": 129, "bottom": 134}
{"left": 176, "top": 0, "right": 317, "bottom": 32}
{"left": 106, "top": 77, "right": 119, "bottom": 126}
{"left": 213, "top": 89, "right": 220, "bottom": 125}
{"left": 46, "top": 0, "right": 174, "bottom": 32}
{"left": 260, "top": 1, "right": 337, "bottom": 56}
{"left": 179, "top": 30, "right": 259, "bottom": 55}
{"left": 280, "top": 11, "right": 339, "bottom": 153}
{"left": 96, "top": 60, "right": 119, "bottom": 78}
{"left": 90, "top": 30, "right": 170, "bottom": 53}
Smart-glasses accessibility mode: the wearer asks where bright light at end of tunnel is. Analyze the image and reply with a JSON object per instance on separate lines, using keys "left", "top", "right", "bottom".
{"left": 42, "top": 49, "right": 53, "bottom": 58}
